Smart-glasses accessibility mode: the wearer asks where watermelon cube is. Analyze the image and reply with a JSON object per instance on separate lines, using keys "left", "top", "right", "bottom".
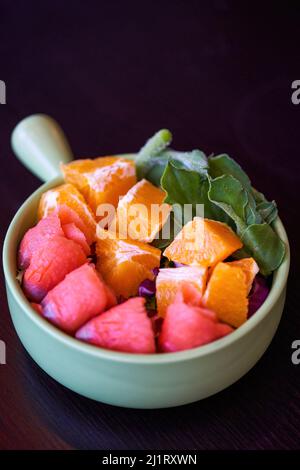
{"left": 76, "top": 297, "right": 156, "bottom": 353}
{"left": 18, "top": 214, "right": 63, "bottom": 269}
{"left": 158, "top": 284, "right": 233, "bottom": 352}
{"left": 54, "top": 204, "right": 95, "bottom": 245}
{"left": 42, "top": 263, "right": 116, "bottom": 333}
{"left": 62, "top": 223, "right": 91, "bottom": 256}
{"left": 23, "top": 236, "right": 86, "bottom": 302}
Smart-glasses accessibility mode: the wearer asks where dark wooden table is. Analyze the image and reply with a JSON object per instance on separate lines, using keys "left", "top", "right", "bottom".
{"left": 0, "top": 1, "right": 299, "bottom": 450}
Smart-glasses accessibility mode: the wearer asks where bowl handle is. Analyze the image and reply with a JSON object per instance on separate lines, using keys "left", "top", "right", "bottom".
{"left": 11, "top": 114, "right": 73, "bottom": 182}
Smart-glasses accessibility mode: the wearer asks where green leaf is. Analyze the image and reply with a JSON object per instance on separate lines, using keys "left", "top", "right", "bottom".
{"left": 161, "top": 161, "right": 229, "bottom": 223}
{"left": 231, "top": 247, "right": 252, "bottom": 260}
{"left": 256, "top": 200, "right": 278, "bottom": 224}
{"left": 244, "top": 194, "right": 262, "bottom": 225}
{"left": 135, "top": 129, "right": 172, "bottom": 180}
{"left": 162, "top": 162, "right": 205, "bottom": 206}
{"left": 209, "top": 157, "right": 262, "bottom": 225}
{"left": 145, "top": 164, "right": 167, "bottom": 187}
{"left": 208, "top": 175, "right": 285, "bottom": 274}
{"left": 208, "top": 175, "right": 248, "bottom": 234}
{"left": 167, "top": 150, "right": 208, "bottom": 173}
{"left": 151, "top": 237, "right": 172, "bottom": 250}
{"left": 209, "top": 154, "right": 252, "bottom": 190}
{"left": 251, "top": 187, "right": 266, "bottom": 204}
{"left": 151, "top": 212, "right": 177, "bottom": 250}
{"left": 140, "top": 149, "right": 208, "bottom": 187}
{"left": 241, "top": 223, "right": 286, "bottom": 276}
{"left": 251, "top": 188, "right": 278, "bottom": 224}
{"left": 135, "top": 128, "right": 208, "bottom": 186}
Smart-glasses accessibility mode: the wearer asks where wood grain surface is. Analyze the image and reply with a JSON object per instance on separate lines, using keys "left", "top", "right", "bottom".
{"left": 0, "top": 0, "right": 299, "bottom": 450}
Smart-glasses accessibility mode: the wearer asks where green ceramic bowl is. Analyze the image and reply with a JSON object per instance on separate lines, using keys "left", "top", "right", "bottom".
{"left": 3, "top": 115, "right": 290, "bottom": 408}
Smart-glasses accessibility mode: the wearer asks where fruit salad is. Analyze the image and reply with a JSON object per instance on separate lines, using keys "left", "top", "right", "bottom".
{"left": 17, "top": 130, "right": 286, "bottom": 354}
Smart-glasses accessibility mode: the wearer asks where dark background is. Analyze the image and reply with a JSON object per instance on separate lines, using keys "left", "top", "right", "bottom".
{"left": 0, "top": 0, "right": 299, "bottom": 450}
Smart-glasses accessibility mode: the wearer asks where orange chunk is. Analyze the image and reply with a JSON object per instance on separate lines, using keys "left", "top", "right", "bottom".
{"left": 61, "top": 156, "right": 136, "bottom": 218}
{"left": 203, "top": 262, "right": 248, "bottom": 328}
{"left": 117, "top": 179, "right": 171, "bottom": 242}
{"left": 227, "top": 257, "right": 259, "bottom": 294}
{"left": 156, "top": 267, "right": 207, "bottom": 317}
{"left": 96, "top": 231, "right": 161, "bottom": 298}
{"left": 38, "top": 183, "right": 96, "bottom": 244}
{"left": 163, "top": 217, "right": 242, "bottom": 267}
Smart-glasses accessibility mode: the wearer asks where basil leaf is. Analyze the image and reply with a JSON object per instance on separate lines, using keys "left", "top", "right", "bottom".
{"left": 209, "top": 154, "right": 252, "bottom": 190}
{"left": 252, "top": 188, "right": 278, "bottom": 224}
{"left": 256, "top": 201, "right": 278, "bottom": 225}
{"left": 151, "top": 213, "right": 178, "bottom": 249}
{"left": 146, "top": 164, "right": 168, "bottom": 187}
{"left": 208, "top": 175, "right": 248, "bottom": 234}
{"left": 241, "top": 223, "right": 286, "bottom": 276}
{"left": 166, "top": 150, "right": 208, "bottom": 174}
{"left": 140, "top": 149, "right": 208, "bottom": 187}
{"left": 161, "top": 161, "right": 229, "bottom": 223}
{"left": 136, "top": 129, "right": 208, "bottom": 186}
{"left": 209, "top": 157, "right": 261, "bottom": 225}
{"left": 135, "top": 129, "right": 172, "bottom": 180}
{"left": 244, "top": 196, "right": 262, "bottom": 225}
{"left": 151, "top": 237, "right": 173, "bottom": 250}
{"left": 252, "top": 188, "right": 266, "bottom": 204}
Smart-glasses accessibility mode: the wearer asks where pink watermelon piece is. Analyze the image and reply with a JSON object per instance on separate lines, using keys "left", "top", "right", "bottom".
{"left": 23, "top": 236, "right": 86, "bottom": 302}
{"left": 42, "top": 263, "right": 117, "bottom": 333}
{"left": 180, "top": 282, "right": 204, "bottom": 307}
{"left": 158, "top": 284, "right": 233, "bottom": 353}
{"left": 62, "top": 223, "right": 91, "bottom": 256}
{"left": 18, "top": 214, "right": 64, "bottom": 269}
{"left": 54, "top": 204, "right": 94, "bottom": 245}
{"left": 76, "top": 297, "right": 156, "bottom": 354}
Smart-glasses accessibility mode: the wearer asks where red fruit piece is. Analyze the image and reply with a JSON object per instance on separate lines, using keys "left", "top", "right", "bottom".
{"left": 23, "top": 236, "right": 86, "bottom": 302}
{"left": 31, "top": 303, "right": 43, "bottom": 315}
{"left": 38, "top": 184, "right": 96, "bottom": 244}
{"left": 158, "top": 284, "right": 233, "bottom": 353}
{"left": 55, "top": 204, "right": 95, "bottom": 245}
{"left": 18, "top": 214, "right": 64, "bottom": 269}
{"left": 76, "top": 297, "right": 156, "bottom": 354}
{"left": 62, "top": 223, "right": 91, "bottom": 256}
{"left": 42, "top": 263, "right": 117, "bottom": 333}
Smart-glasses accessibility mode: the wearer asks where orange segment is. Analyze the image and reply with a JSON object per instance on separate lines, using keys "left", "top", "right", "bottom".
{"left": 163, "top": 217, "right": 242, "bottom": 267}
{"left": 38, "top": 183, "right": 96, "bottom": 244}
{"left": 156, "top": 267, "right": 207, "bottom": 317}
{"left": 203, "top": 262, "right": 248, "bottom": 328}
{"left": 96, "top": 231, "right": 161, "bottom": 298}
{"left": 117, "top": 179, "right": 171, "bottom": 242}
{"left": 61, "top": 156, "right": 136, "bottom": 218}
{"left": 227, "top": 257, "right": 259, "bottom": 294}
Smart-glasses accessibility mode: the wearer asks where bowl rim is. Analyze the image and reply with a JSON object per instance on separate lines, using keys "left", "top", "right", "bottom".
{"left": 3, "top": 175, "right": 290, "bottom": 365}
